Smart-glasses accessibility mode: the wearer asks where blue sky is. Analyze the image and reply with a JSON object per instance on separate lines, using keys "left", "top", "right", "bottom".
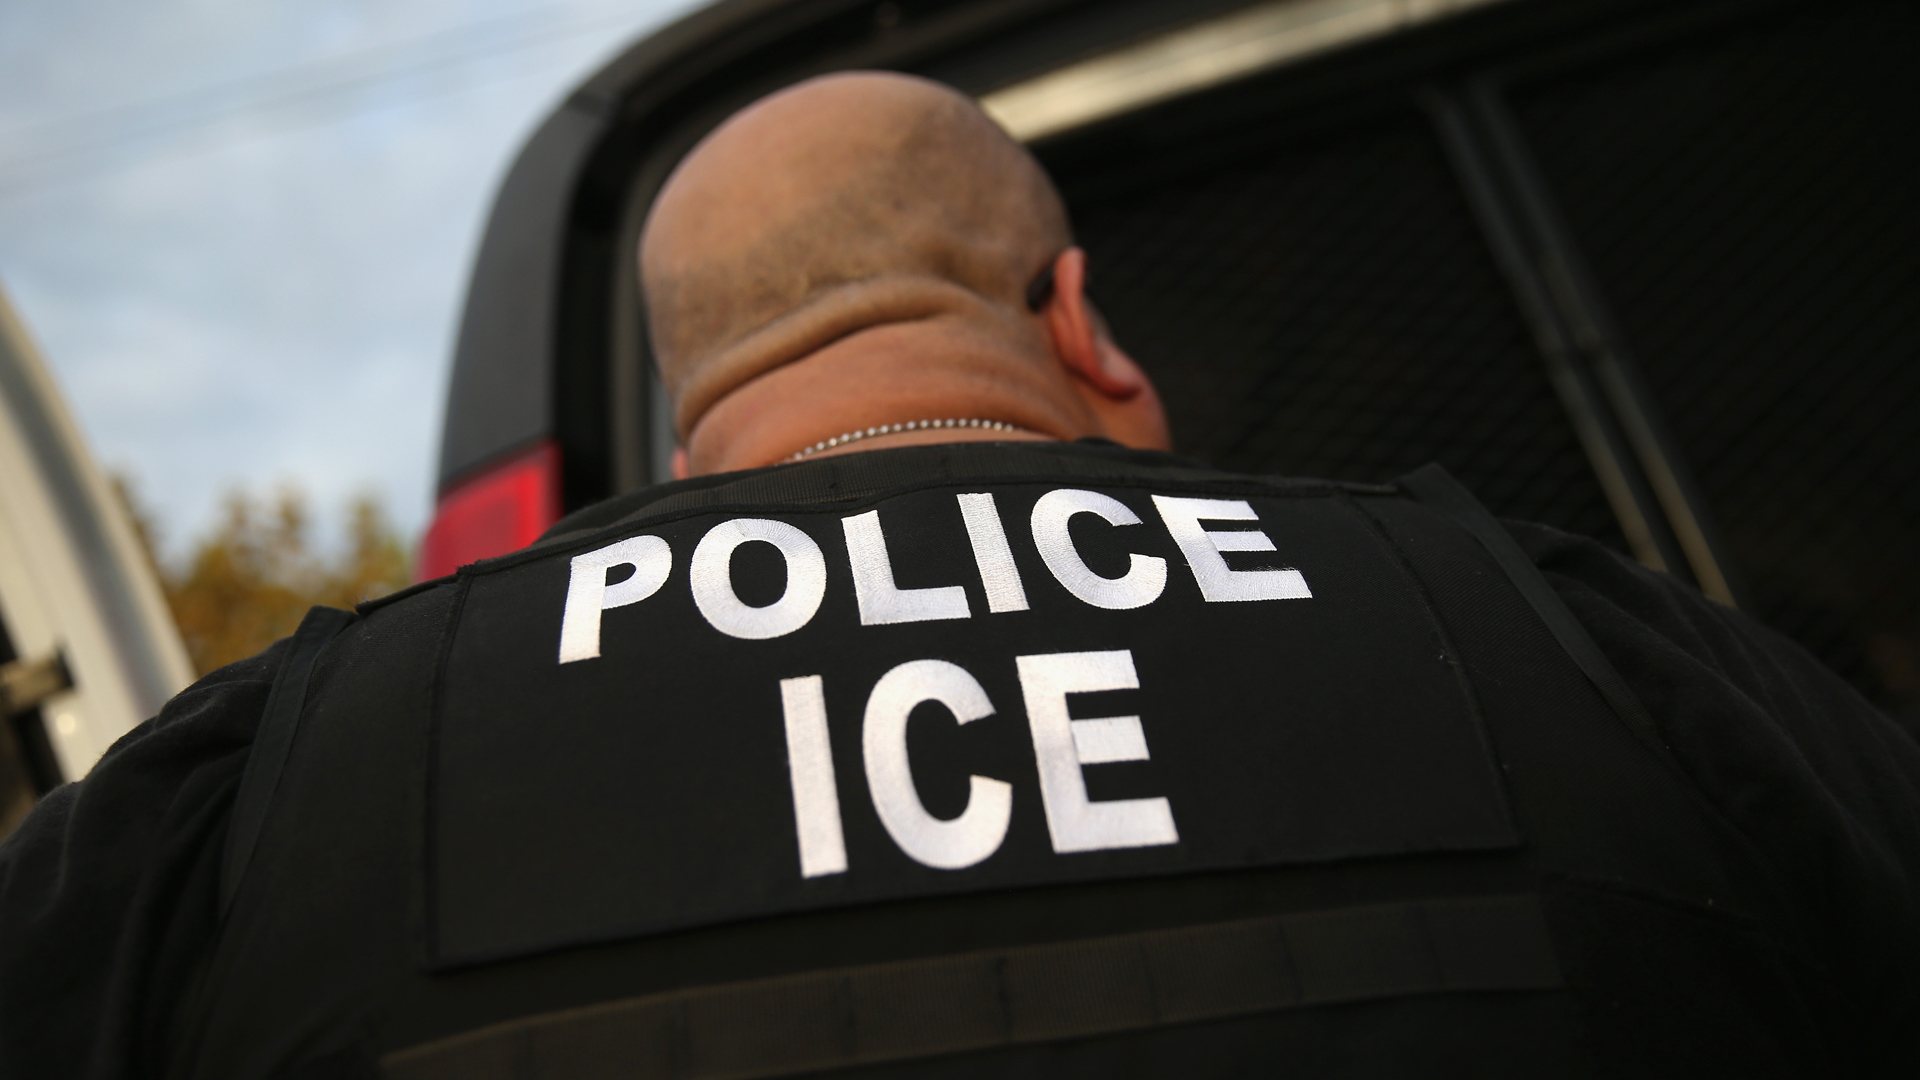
{"left": 0, "top": 0, "right": 698, "bottom": 557}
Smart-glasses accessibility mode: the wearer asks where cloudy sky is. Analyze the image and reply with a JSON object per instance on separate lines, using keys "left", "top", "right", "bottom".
{"left": 0, "top": 0, "right": 697, "bottom": 557}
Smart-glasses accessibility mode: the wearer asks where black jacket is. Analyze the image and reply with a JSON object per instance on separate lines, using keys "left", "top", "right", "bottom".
{"left": 4, "top": 441, "right": 1916, "bottom": 1079}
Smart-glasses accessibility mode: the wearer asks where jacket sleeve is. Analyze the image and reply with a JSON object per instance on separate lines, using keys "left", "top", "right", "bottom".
{"left": 1510, "top": 520, "right": 1920, "bottom": 1072}
{"left": 0, "top": 640, "right": 286, "bottom": 1080}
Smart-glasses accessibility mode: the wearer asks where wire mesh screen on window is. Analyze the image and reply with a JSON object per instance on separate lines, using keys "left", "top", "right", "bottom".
{"left": 1069, "top": 111, "right": 1626, "bottom": 552}
{"left": 1058, "top": 0, "right": 1917, "bottom": 720}
{"left": 1513, "top": 0, "right": 1920, "bottom": 718}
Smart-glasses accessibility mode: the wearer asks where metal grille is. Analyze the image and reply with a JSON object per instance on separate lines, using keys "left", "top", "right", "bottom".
{"left": 1064, "top": 110, "right": 1625, "bottom": 549}
{"left": 1512, "top": 0, "right": 1920, "bottom": 716}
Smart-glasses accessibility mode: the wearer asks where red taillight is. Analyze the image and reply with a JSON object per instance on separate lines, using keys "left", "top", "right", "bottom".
{"left": 418, "top": 441, "right": 562, "bottom": 581}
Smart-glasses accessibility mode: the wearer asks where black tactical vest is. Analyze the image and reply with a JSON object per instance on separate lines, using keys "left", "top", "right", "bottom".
{"left": 181, "top": 444, "right": 1813, "bottom": 1079}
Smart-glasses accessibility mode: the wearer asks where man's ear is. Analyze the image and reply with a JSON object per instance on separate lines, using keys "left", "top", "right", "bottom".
{"left": 1043, "top": 247, "right": 1146, "bottom": 400}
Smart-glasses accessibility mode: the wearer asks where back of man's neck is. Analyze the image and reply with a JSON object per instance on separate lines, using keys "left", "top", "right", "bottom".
{"left": 679, "top": 317, "right": 1098, "bottom": 476}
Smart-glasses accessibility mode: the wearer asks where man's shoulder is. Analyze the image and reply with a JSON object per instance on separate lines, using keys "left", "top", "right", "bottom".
{"left": 0, "top": 632, "right": 295, "bottom": 1076}
{"left": 1505, "top": 513, "right": 1920, "bottom": 836}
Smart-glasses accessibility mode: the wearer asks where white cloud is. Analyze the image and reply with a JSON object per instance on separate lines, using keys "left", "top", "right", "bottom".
{"left": 0, "top": 0, "right": 698, "bottom": 557}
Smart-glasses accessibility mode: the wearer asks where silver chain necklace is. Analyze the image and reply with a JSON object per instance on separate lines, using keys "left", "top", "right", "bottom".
{"left": 784, "top": 418, "right": 1035, "bottom": 462}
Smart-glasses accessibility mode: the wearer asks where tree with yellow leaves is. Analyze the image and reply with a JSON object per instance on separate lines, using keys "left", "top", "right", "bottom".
{"left": 121, "top": 481, "right": 411, "bottom": 677}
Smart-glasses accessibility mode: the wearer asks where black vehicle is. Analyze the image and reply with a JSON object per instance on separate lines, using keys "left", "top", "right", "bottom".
{"left": 421, "top": 0, "right": 1919, "bottom": 723}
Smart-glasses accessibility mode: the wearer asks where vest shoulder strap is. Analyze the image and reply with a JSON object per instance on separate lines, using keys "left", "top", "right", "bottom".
{"left": 219, "top": 605, "right": 357, "bottom": 917}
{"left": 1396, "top": 463, "right": 1670, "bottom": 761}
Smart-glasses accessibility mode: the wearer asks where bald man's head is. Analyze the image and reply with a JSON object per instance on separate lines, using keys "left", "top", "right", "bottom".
{"left": 641, "top": 72, "right": 1073, "bottom": 437}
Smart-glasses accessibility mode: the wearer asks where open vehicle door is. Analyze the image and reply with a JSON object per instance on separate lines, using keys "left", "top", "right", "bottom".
{"left": 0, "top": 283, "right": 194, "bottom": 835}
